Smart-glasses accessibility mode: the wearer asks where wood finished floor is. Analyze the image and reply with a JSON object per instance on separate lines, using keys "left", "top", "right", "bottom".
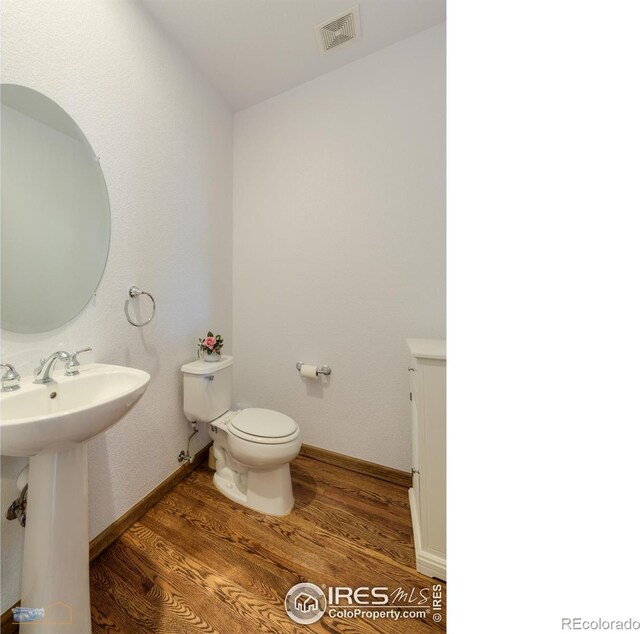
{"left": 90, "top": 455, "right": 446, "bottom": 633}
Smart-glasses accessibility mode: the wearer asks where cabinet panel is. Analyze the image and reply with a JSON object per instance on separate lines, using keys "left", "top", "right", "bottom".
{"left": 409, "top": 365, "right": 420, "bottom": 501}
{"left": 422, "top": 360, "right": 446, "bottom": 555}
{"left": 407, "top": 339, "right": 446, "bottom": 580}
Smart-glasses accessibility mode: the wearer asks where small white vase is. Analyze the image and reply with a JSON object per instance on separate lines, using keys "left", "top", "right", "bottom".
{"left": 204, "top": 352, "right": 221, "bottom": 362}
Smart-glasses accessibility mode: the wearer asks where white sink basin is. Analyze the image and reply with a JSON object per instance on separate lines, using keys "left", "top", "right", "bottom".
{"left": 0, "top": 363, "right": 150, "bottom": 456}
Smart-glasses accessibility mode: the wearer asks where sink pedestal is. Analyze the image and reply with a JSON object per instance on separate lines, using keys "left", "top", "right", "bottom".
{"left": 21, "top": 443, "right": 91, "bottom": 633}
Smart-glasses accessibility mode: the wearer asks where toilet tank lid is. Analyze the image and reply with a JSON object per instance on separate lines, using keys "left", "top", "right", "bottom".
{"left": 230, "top": 408, "right": 298, "bottom": 438}
{"left": 181, "top": 356, "right": 233, "bottom": 375}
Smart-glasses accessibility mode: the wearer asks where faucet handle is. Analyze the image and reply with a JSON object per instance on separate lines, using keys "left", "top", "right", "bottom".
{"left": 71, "top": 347, "right": 92, "bottom": 359}
{"left": 1, "top": 363, "right": 21, "bottom": 392}
{"left": 65, "top": 348, "right": 92, "bottom": 376}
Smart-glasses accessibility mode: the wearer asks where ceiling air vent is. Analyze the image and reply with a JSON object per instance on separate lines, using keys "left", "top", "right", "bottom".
{"left": 315, "top": 5, "right": 361, "bottom": 54}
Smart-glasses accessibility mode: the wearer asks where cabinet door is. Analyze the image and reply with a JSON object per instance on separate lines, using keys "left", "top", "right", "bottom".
{"left": 422, "top": 359, "right": 446, "bottom": 555}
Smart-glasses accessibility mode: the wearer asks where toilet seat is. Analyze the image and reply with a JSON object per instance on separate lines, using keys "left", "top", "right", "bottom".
{"left": 227, "top": 408, "right": 299, "bottom": 445}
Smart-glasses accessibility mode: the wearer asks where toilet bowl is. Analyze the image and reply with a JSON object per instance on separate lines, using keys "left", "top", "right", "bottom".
{"left": 210, "top": 408, "right": 301, "bottom": 516}
{"left": 181, "top": 357, "right": 301, "bottom": 516}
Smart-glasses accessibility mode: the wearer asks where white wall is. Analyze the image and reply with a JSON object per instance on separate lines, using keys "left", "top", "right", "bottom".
{"left": 232, "top": 24, "right": 445, "bottom": 472}
{"left": 0, "top": 0, "right": 233, "bottom": 611}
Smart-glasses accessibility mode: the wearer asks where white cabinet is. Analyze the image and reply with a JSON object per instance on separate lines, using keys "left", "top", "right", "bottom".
{"left": 407, "top": 338, "right": 446, "bottom": 581}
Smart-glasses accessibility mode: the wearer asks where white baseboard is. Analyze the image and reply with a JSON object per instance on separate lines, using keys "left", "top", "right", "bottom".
{"left": 408, "top": 488, "right": 446, "bottom": 581}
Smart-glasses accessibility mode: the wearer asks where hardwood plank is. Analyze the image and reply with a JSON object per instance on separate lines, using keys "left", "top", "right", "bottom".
{"left": 160, "top": 471, "right": 444, "bottom": 630}
{"left": 290, "top": 463, "right": 413, "bottom": 534}
{"left": 90, "top": 596, "right": 129, "bottom": 634}
{"left": 185, "top": 469, "right": 415, "bottom": 570}
{"left": 127, "top": 519, "right": 408, "bottom": 634}
{"left": 138, "top": 497, "right": 303, "bottom": 599}
{"left": 300, "top": 444, "right": 412, "bottom": 489}
{"left": 0, "top": 602, "right": 19, "bottom": 634}
{"left": 89, "top": 456, "right": 446, "bottom": 633}
{"left": 108, "top": 523, "right": 306, "bottom": 633}
{"left": 92, "top": 540, "right": 220, "bottom": 633}
{"left": 292, "top": 455, "right": 412, "bottom": 517}
{"left": 90, "top": 442, "right": 211, "bottom": 562}
{"left": 170, "top": 472, "right": 445, "bottom": 627}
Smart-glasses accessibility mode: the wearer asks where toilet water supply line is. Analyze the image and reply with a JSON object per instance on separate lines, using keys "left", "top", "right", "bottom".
{"left": 178, "top": 422, "right": 199, "bottom": 464}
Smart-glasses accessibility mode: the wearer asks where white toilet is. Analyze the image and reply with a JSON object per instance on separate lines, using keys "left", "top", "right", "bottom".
{"left": 181, "top": 356, "right": 301, "bottom": 516}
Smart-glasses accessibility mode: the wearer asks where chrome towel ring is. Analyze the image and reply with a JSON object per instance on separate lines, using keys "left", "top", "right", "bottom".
{"left": 124, "top": 286, "right": 156, "bottom": 327}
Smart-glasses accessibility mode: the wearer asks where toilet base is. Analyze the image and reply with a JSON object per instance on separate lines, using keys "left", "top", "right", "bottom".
{"left": 213, "top": 464, "right": 294, "bottom": 516}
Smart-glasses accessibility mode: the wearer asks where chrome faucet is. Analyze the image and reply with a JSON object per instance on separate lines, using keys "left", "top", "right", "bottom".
{"left": 1, "top": 364, "right": 21, "bottom": 391}
{"left": 33, "top": 351, "right": 71, "bottom": 384}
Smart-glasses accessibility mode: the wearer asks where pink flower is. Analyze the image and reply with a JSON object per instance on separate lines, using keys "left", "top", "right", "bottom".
{"left": 204, "top": 336, "right": 216, "bottom": 350}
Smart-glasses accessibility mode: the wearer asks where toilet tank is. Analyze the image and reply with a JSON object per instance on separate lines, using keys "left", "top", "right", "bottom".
{"left": 181, "top": 356, "right": 233, "bottom": 423}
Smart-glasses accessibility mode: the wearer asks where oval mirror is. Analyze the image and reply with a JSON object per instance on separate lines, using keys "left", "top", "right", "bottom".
{"left": 1, "top": 84, "right": 110, "bottom": 333}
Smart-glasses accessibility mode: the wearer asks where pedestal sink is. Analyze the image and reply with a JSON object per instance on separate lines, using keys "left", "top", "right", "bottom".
{"left": 0, "top": 363, "right": 150, "bottom": 633}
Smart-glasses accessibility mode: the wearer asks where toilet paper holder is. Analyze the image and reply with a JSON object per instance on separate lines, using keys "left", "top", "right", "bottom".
{"left": 296, "top": 362, "right": 332, "bottom": 376}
